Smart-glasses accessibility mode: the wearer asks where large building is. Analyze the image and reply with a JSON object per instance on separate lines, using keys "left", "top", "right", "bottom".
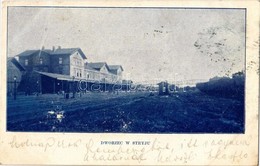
{"left": 12, "top": 46, "right": 124, "bottom": 94}
{"left": 85, "top": 62, "right": 123, "bottom": 83}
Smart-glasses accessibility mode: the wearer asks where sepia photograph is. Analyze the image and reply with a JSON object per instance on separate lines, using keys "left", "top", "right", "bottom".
{"left": 6, "top": 7, "right": 246, "bottom": 133}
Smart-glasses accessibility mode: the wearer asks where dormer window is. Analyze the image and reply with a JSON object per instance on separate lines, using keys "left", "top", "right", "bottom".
{"left": 25, "top": 59, "right": 28, "bottom": 66}
{"left": 59, "top": 57, "right": 62, "bottom": 64}
{"left": 39, "top": 58, "right": 43, "bottom": 64}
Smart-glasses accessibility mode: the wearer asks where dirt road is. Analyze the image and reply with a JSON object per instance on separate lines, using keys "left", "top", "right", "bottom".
{"left": 7, "top": 91, "right": 244, "bottom": 133}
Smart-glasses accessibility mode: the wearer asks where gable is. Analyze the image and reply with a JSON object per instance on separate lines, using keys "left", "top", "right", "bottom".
{"left": 87, "top": 62, "right": 109, "bottom": 71}
{"left": 69, "top": 48, "right": 87, "bottom": 59}
{"left": 100, "top": 65, "right": 109, "bottom": 73}
{"left": 70, "top": 51, "right": 85, "bottom": 68}
{"left": 117, "top": 67, "right": 123, "bottom": 72}
{"left": 108, "top": 65, "right": 124, "bottom": 72}
{"left": 71, "top": 51, "right": 84, "bottom": 60}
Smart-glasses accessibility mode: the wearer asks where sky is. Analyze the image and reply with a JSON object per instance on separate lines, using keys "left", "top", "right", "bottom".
{"left": 7, "top": 7, "right": 245, "bottom": 84}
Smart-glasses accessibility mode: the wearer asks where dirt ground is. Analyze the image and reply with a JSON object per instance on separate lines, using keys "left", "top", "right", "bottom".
{"left": 7, "top": 91, "right": 244, "bottom": 133}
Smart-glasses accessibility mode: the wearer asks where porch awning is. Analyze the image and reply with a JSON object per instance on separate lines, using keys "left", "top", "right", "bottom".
{"left": 35, "top": 71, "right": 81, "bottom": 81}
{"left": 34, "top": 71, "right": 124, "bottom": 84}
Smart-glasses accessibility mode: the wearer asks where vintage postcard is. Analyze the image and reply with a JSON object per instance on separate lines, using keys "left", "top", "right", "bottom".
{"left": 0, "top": 0, "right": 259, "bottom": 165}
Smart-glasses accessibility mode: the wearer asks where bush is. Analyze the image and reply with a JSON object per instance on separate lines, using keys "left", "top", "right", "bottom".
{"left": 196, "top": 71, "right": 245, "bottom": 100}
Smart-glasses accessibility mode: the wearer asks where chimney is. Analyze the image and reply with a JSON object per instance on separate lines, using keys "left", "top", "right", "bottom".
{"left": 52, "top": 46, "right": 55, "bottom": 52}
{"left": 58, "top": 46, "right": 61, "bottom": 49}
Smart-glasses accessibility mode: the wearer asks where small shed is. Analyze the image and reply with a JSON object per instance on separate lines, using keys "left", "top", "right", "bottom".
{"left": 158, "top": 81, "right": 169, "bottom": 95}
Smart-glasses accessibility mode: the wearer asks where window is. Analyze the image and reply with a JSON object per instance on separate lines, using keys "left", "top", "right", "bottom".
{"left": 59, "top": 57, "right": 62, "bottom": 64}
{"left": 39, "top": 58, "right": 43, "bottom": 64}
{"left": 25, "top": 59, "right": 28, "bottom": 66}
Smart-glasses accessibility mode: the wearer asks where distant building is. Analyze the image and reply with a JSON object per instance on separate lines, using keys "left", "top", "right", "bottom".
{"left": 17, "top": 47, "right": 87, "bottom": 77}
{"left": 85, "top": 62, "right": 122, "bottom": 83}
{"left": 7, "top": 57, "right": 25, "bottom": 95}
{"left": 121, "top": 79, "right": 133, "bottom": 91}
{"left": 11, "top": 46, "right": 124, "bottom": 94}
{"left": 108, "top": 65, "right": 123, "bottom": 79}
{"left": 158, "top": 81, "right": 169, "bottom": 95}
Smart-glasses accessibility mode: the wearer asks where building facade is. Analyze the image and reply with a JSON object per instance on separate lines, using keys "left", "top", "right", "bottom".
{"left": 85, "top": 62, "right": 123, "bottom": 83}
{"left": 12, "top": 46, "right": 125, "bottom": 94}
